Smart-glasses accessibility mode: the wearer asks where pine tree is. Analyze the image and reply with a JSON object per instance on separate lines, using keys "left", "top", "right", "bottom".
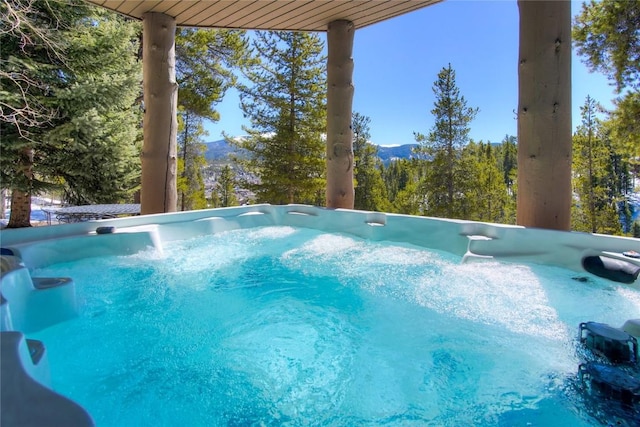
{"left": 177, "top": 110, "right": 207, "bottom": 210}
{"left": 573, "top": 0, "right": 639, "bottom": 93}
{"left": 214, "top": 165, "right": 238, "bottom": 207}
{"left": 573, "top": 1, "right": 640, "bottom": 164}
{"left": 498, "top": 135, "right": 517, "bottom": 192}
{"left": 233, "top": 31, "right": 326, "bottom": 205}
{"left": 571, "top": 96, "right": 620, "bottom": 233}
{"left": 175, "top": 28, "right": 248, "bottom": 211}
{"left": 607, "top": 92, "right": 640, "bottom": 172}
{"left": 352, "top": 112, "right": 389, "bottom": 212}
{"left": 382, "top": 159, "right": 410, "bottom": 206}
{"left": 46, "top": 8, "right": 142, "bottom": 205}
{"left": 461, "top": 141, "right": 509, "bottom": 223}
{"left": 1, "top": 0, "right": 79, "bottom": 226}
{"left": 1, "top": 1, "right": 141, "bottom": 226}
{"left": 495, "top": 135, "right": 518, "bottom": 223}
{"left": 380, "top": 158, "right": 424, "bottom": 215}
{"left": 0, "top": 0, "right": 70, "bottom": 132}
{"left": 414, "top": 64, "right": 478, "bottom": 218}
{"left": 393, "top": 178, "right": 424, "bottom": 215}
{"left": 176, "top": 28, "right": 248, "bottom": 122}
{"left": 601, "top": 121, "right": 634, "bottom": 234}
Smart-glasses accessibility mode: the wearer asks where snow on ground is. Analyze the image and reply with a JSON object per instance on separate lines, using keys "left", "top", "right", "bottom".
{"left": 1, "top": 194, "right": 639, "bottom": 228}
{"left": 1, "top": 196, "right": 62, "bottom": 227}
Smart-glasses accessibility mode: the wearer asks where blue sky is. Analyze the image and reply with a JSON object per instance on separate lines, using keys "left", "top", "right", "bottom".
{"left": 204, "top": 0, "right": 617, "bottom": 146}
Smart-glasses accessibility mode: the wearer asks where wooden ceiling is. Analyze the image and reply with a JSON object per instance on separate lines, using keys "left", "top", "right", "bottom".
{"left": 85, "top": 0, "right": 443, "bottom": 31}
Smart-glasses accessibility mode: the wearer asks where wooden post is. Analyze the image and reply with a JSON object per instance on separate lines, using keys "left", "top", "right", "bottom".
{"left": 516, "top": 1, "right": 572, "bottom": 230}
{"left": 141, "top": 12, "right": 178, "bottom": 214}
{"left": 326, "top": 20, "right": 355, "bottom": 209}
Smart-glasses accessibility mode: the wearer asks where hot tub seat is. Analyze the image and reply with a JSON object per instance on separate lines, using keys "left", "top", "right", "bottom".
{"left": 0, "top": 331, "right": 94, "bottom": 427}
{"left": 32, "top": 277, "right": 73, "bottom": 290}
{"left": 1, "top": 257, "right": 78, "bottom": 333}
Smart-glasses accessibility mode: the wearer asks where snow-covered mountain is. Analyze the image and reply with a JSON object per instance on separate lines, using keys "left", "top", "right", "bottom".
{"left": 204, "top": 139, "right": 418, "bottom": 164}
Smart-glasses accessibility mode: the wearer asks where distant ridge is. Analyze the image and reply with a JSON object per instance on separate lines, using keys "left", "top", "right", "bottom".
{"left": 204, "top": 138, "right": 418, "bottom": 163}
{"left": 204, "top": 139, "right": 237, "bottom": 161}
{"left": 375, "top": 144, "right": 418, "bottom": 164}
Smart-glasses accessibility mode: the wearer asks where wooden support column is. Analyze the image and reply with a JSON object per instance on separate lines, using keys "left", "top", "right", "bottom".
{"left": 326, "top": 20, "right": 355, "bottom": 209}
{"left": 516, "top": 1, "right": 572, "bottom": 230}
{"left": 141, "top": 12, "right": 178, "bottom": 214}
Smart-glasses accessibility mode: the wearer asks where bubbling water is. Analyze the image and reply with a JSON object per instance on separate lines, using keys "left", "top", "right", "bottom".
{"left": 30, "top": 226, "right": 639, "bottom": 426}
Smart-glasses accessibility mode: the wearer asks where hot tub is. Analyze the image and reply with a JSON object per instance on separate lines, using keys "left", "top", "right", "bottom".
{"left": 1, "top": 205, "right": 639, "bottom": 426}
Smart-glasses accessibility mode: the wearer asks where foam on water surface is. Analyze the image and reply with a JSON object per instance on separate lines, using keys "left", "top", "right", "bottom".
{"left": 29, "top": 226, "right": 639, "bottom": 426}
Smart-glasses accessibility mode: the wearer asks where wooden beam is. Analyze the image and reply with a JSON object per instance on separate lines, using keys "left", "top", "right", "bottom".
{"left": 326, "top": 20, "right": 355, "bottom": 209}
{"left": 516, "top": 1, "right": 572, "bottom": 230}
{"left": 141, "top": 12, "right": 178, "bottom": 214}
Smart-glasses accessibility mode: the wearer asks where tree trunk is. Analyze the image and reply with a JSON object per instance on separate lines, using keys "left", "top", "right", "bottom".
{"left": 141, "top": 12, "right": 178, "bottom": 214}
{"left": 181, "top": 111, "right": 189, "bottom": 212}
{"left": 516, "top": 1, "right": 572, "bottom": 230}
{"left": 7, "top": 147, "right": 34, "bottom": 228}
{"left": 0, "top": 188, "right": 6, "bottom": 219}
{"left": 326, "top": 20, "right": 355, "bottom": 209}
{"left": 289, "top": 91, "right": 296, "bottom": 204}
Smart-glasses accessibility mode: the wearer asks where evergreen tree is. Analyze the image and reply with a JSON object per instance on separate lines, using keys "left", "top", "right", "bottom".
{"left": 601, "top": 121, "right": 635, "bottom": 234}
{"left": 352, "top": 112, "right": 389, "bottom": 212}
{"left": 414, "top": 64, "right": 478, "bottom": 218}
{"left": 233, "top": 31, "right": 326, "bottom": 205}
{"left": 0, "top": 0, "right": 68, "bottom": 133}
{"left": 393, "top": 178, "right": 424, "bottom": 215}
{"left": 607, "top": 92, "right": 640, "bottom": 168}
{"left": 177, "top": 110, "right": 207, "bottom": 211}
{"left": 46, "top": 8, "right": 142, "bottom": 205}
{"left": 573, "top": 0, "right": 640, "bottom": 163}
{"left": 571, "top": 96, "right": 620, "bottom": 234}
{"left": 176, "top": 28, "right": 247, "bottom": 123}
{"left": 498, "top": 135, "right": 517, "bottom": 192}
{"left": 380, "top": 158, "right": 424, "bottom": 215}
{"left": 175, "top": 28, "right": 248, "bottom": 211}
{"left": 382, "top": 159, "right": 410, "bottom": 206}
{"left": 460, "top": 141, "right": 509, "bottom": 223}
{"left": 1, "top": 0, "right": 78, "bottom": 226}
{"left": 495, "top": 135, "right": 518, "bottom": 223}
{"left": 573, "top": 0, "right": 639, "bottom": 93}
{"left": 573, "top": 2, "right": 638, "bottom": 235}
{"left": 214, "top": 165, "right": 238, "bottom": 207}
{"left": 617, "top": 199, "right": 634, "bottom": 234}
{"left": 1, "top": 1, "right": 141, "bottom": 226}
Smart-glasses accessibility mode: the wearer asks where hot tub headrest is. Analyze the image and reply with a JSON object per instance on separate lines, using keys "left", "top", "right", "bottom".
{"left": 582, "top": 256, "right": 640, "bottom": 284}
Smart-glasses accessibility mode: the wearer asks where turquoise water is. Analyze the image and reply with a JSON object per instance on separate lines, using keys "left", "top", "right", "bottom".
{"left": 30, "top": 226, "right": 640, "bottom": 426}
